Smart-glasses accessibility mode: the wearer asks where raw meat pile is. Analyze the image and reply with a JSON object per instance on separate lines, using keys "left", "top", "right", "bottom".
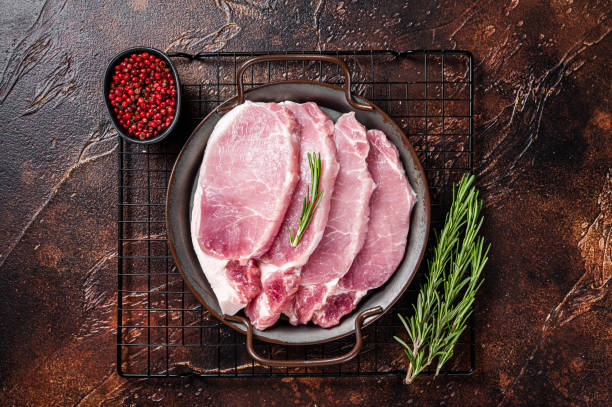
{"left": 191, "top": 100, "right": 416, "bottom": 329}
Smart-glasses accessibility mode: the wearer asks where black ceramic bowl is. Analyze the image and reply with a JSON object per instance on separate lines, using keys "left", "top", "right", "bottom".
{"left": 103, "top": 46, "right": 182, "bottom": 144}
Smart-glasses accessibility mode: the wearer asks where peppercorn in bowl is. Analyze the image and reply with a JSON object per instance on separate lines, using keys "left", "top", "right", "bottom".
{"left": 104, "top": 46, "right": 181, "bottom": 144}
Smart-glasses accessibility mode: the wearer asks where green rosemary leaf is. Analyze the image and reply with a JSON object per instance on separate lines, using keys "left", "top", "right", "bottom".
{"left": 393, "top": 335, "right": 411, "bottom": 350}
{"left": 395, "top": 174, "right": 489, "bottom": 384}
{"left": 288, "top": 152, "right": 324, "bottom": 247}
{"left": 397, "top": 313, "right": 411, "bottom": 336}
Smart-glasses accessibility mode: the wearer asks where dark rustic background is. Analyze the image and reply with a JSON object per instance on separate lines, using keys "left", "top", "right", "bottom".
{"left": 0, "top": 0, "right": 610, "bottom": 406}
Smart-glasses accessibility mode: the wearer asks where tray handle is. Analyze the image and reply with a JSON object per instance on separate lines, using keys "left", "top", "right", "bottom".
{"left": 223, "top": 306, "right": 383, "bottom": 368}
{"left": 218, "top": 54, "right": 373, "bottom": 112}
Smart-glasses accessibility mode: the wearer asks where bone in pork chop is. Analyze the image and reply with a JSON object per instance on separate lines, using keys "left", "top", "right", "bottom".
{"left": 312, "top": 129, "right": 416, "bottom": 328}
{"left": 246, "top": 102, "right": 339, "bottom": 330}
{"left": 191, "top": 101, "right": 300, "bottom": 315}
{"left": 284, "top": 112, "right": 375, "bottom": 326}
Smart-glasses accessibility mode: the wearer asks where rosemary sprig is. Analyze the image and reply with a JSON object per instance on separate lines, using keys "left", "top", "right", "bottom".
{"left": 394, "top": 174, "right": 489, "bottom": 384}
{"left": 288, "top": 152, "right": 323, "bottom": 247}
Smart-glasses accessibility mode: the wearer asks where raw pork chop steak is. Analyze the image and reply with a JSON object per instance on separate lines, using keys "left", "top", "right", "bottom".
{"left": 246, "top": 102, "right": 339, "bottom": 330}
{"left": 285, "top": 112, "right": 375, "bottom": 325}
{"left": 312, "top": 129, "right": 416, "bottom": 327}
{"left": 191, "top": 101, "right": 300, "bottom": 315}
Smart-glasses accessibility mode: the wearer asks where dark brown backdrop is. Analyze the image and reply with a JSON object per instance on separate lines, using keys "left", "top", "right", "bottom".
{"left": 0, "top": 0, "right": 610, "bottom": 406}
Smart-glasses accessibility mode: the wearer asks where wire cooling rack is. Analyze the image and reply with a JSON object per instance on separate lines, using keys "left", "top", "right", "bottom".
{"left": 117, "top": 50, "right": 474, "bottom": 377}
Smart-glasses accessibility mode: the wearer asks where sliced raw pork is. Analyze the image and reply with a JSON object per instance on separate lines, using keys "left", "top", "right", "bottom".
{"left": 285, "top": 112, "right": 375, "bottom": 325}
{"left": 312, "top": 129, "right": 416, "bottom": 327}
{"left": 191, "top": 101, "right": 300, "bottom": 315}
{"left": 246, "top": 102, "right": 339, "bottom": 329}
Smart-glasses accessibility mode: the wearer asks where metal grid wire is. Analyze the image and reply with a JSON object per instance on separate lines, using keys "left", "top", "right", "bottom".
{"left": 117, "top": 50, "right": 474, "bottom": 377}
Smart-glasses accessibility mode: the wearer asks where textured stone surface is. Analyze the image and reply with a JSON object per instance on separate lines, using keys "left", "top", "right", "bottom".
{"left": 0, "top": 0, "right": 610, "bottom": 406}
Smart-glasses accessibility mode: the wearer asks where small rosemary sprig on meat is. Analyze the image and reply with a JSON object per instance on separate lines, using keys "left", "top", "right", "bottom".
{"left": 288, "top": 152, "right": 323, "bottom": 247}
{"left": 394, "top": 174, "right": 489, "bottom": 384}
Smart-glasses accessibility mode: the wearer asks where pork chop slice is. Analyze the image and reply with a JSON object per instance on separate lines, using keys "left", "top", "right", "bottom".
{"left": 312, "top": 129, "right": 416, "bottom": 328}
{"left": 246, "top": 102, "right": 339, "bottom": 330}
{"left": 191, "top": 101, "right": 300, "bottom": 315}
{"left": 285, "top": 112, "right": 375, "bottom": 325}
